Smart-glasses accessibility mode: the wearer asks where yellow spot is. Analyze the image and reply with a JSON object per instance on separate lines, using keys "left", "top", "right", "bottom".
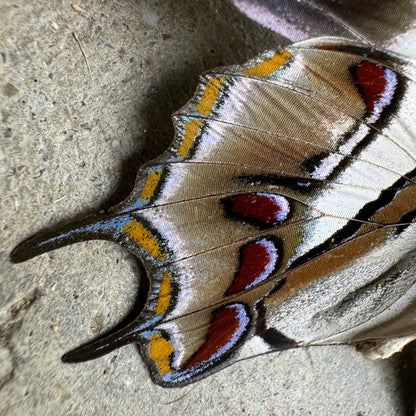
{"left": 176, "top": 76, "right": 226, "bottom": 159}
{"left": 149, "top": 332, "right": 174, "bottom": 375}
{"left": 242, "top": 50, "right": 292, "bottom": 77}
{"left": 195, "top": 76, "right": 226, "bottom": 116}
{"left": 155, "top": 272, "right": 172, "bottom": 315}
{"left": 123, "top": 219, "right": 167, "bottom": 261}
{"left": 176, "top": 119, "right": 202, "bottom": 159}
{"left": 141, "top": 169, "right": 162, "bottom": 201}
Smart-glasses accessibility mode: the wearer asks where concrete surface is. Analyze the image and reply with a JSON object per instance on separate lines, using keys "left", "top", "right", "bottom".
{"left": 1, "top": 0, "right": 415, "bottom": 415}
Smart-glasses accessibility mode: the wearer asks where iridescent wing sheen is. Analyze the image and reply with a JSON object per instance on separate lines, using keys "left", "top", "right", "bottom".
{"left": 232, "top": 0, "right": 416, "bottom": 57}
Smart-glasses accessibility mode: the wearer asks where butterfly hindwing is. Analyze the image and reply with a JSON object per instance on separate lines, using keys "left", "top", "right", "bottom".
{"left": 11, "top": 36, "right": 416, "bottom": 386}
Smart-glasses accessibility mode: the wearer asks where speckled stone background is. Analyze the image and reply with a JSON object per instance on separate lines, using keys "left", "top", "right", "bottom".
{"left": 1, "top": 1, "right": 416, "bottom": 415}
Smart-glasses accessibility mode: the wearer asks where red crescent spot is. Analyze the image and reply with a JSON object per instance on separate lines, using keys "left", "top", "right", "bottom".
{"left": 185, "top": 304, "right": 248, "bottom": 370}
{"left": 224, "top": 193, "right": 290, "bottom": 227}
{"left": 226, "top": 239, "right": 278, "bottom": 295}
{"left": 353, "top": 61, "right": 396, "bottom": 120}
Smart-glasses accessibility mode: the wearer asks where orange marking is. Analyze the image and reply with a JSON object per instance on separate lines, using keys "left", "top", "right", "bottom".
{"left": 141, "top": 169, "right": 162, "bottom": 201}
{"left": 176, "top": 76, "right": 226, "bottom": 159}
{"left": 122, "top": 219, "right": 167, "bottom": 261}
{"left": 155, "top": 272, "right": 172, "bottom": 315}
{"left": 195, "top": 76, "right": 226, "bottom": 116}
{"left": 149, "top": 333, "right": 174, "bottom": 375}
{"left": 176, "top": 119, "right": 202, "bottom": 159}
{"left": 242, "top": 51, "right": 292, "bottom": 77}
{"left": 371, "top": 181, "right": 416, "bottom": 224}
{"left": 264, "top": 182, "right": 416, "bottom": 309}
{"left": 265, "top": 226, "right": 390, "bottom": 309}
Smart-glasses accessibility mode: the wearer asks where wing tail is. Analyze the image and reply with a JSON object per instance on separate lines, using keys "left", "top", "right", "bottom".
{"left": 62, "top": 321, "right": 141, "bottom": 363}
{"left": 10, "top": 214, "right": 132, "bottom": 263}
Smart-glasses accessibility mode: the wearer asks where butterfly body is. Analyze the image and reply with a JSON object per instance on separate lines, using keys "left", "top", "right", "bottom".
{"left": 11, "top": 24, "right": 416, "bottom": 388}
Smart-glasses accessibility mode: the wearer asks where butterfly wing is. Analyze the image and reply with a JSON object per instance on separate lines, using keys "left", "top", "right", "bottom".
{"left": 232, "top": 0, "right": 416, "bottom": 57}
{"left": 12, "top": 38, "right": 416, "bottom": 386}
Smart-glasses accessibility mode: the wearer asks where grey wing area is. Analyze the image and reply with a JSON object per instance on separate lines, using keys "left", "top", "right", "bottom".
{"left": 231, "top": 0, "right": 416, "bottom": 57}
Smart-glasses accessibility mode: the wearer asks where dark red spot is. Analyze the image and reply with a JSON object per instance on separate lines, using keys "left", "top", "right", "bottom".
{"left": 185, "top": 304, "right": 248, "bottom": 370}
{"left": 222, "top": 193, "right": 290, "bottom": 228}
{"left": 351, "top": 61, "right": 396, "bottom": 120}
{"left": 226, "top": 238, "right": 279, "bottom": 296}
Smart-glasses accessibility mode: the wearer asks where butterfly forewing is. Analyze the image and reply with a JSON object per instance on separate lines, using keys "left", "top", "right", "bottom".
{"left": 232, "top": 0, "right": 416, "bottom": 57}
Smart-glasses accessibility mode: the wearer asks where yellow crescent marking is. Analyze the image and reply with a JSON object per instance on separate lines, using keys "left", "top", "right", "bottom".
{"left": 195, "top": 76, "right": 226, "bottom": 116}
{"left": 242, "top": 50, "right": 292, "bottom": 77}
{"left": 155, "top": 272, "right": 172, "bottom": 315}
{"left": 176, "top": 76, "right": 226, "bottom": 159}
{"left": 149, "top": 332, "right": 174, "bottom": 375}
{"left": 122, "top": 219, "right": 167, "bottom": 261}
{"left": 176, "top": 119, "right": 202, "bottom": 159}
{"left": 141, "top": 169, "right": 162, "bottom": 201}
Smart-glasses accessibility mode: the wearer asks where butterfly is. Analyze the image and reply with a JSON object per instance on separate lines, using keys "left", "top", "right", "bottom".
{"left": 10, "top": 0, "right": 416, "bottom": 387}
